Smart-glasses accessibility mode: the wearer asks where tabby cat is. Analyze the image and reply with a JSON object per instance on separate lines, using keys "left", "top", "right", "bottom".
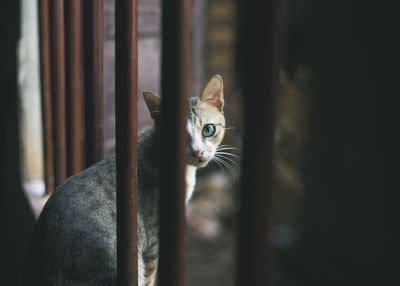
{"left": 23, "top": 75, "right": 226, "bottom": 286}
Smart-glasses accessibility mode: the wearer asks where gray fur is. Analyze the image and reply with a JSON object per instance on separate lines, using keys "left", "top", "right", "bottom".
{"left": 23, "top": 75, "right": 226, "bottom": 286}
{"left": 24, "top": 129, "right": 161, "bottom": 286}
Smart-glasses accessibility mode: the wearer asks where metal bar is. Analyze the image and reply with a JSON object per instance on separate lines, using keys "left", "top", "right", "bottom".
{"left": 84, "top": 0, "right": 104, "bottom": 167}
{"left": 236, "top": 0, "right": 284, "bottom": 285}
{"left": 49, "top": 0, "right": 67, "bottom": 186}
{"left": 115, "top": 0, "right": 138, "bottom": 285}
{"left": 38, "top": 0, "right": 55, "bottom": 193}
{"left": 65, "top": 0, "right": 83, "bottom": 176}
{"left": 158, "top": 0, "right": 191, "bottom": 285}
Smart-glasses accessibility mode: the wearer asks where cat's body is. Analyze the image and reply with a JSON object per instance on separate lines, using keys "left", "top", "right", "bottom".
{"left": 23, "top": 75, "right": 226, "bottom": 286}
{"left": 24, "top": 128, "right": 193, "bottom": 285}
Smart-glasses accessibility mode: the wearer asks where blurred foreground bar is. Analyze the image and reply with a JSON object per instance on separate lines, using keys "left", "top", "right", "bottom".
{"left": 236, "top": 0, "right": 284, "bottom": 285}
{"left": 65, "top": 0, "right": 83, "bottom": 176}
{"left": 115, "top": 0, "right": 139, "bottom": 285}
{"left": 84, "top": 0, "right": 104, "bottom": 167}
{"left": 38, "top": 0, "right": 55, "bottom": 193}
{"left": 49, "top": 0, "right": 67, "bottom": 186}
{"left": 158, "top": 0, "right": 191, "bottom": 285}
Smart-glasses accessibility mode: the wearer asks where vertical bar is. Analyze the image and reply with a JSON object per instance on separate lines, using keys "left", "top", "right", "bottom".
{"left": 84, "top": 0, "right": 104, "bottom": 167}
{"left": 158, "top": 0, "right": 191, "bottom": 285}
{"left": 115, "top": 0, "right": 138, "bottom": 285}
{"left": 49, "top": 0, "right": 67, "bottom": 186}
{"left": 236, "top": 0, "right": 284, "bottom": 285}
{"left": 65, "top": 0, "right": 83, "bottom": 176}
{"left": 38, "top": 0, "right": 55, "bottom": 193}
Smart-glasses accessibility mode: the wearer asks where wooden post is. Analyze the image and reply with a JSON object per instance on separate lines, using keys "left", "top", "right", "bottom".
{"left": 236, "top": 0, "right": 284, "bottom": 285}
{"left": 84, "top": 0, "right": 104, "bottom": 167}
{"left": 115, "top": 0, "right": 139, "bottom": 285}
{"left": 38, "top": 0, "right": 55, "bottom": 193}
{"left": 49, "top": 0, "right": 67, "bottom": 186}
{"left": 65, "top": 0, "right": 83, "bottom": 176}
{"left": 158, "top": 0, "right": 191, "bottom": 285}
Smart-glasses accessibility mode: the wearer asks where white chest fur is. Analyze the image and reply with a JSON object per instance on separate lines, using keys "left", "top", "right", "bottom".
{"left": 185, "top": 165, "right": 197, "bottom": 204}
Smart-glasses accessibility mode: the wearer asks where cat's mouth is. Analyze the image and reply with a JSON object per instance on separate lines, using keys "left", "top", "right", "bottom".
{"left": 195, "top": 159, "right": 208, "bottom": 168}
{"left": 187, "top": 156, "right": 209, "bottom": 168}
{"left": 196, "top": 159, "right": 208, "bottom": 167}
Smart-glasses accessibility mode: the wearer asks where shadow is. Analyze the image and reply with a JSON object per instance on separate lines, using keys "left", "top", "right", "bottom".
{"left": 0, "top": 1, "right": 36, "bottom": 285}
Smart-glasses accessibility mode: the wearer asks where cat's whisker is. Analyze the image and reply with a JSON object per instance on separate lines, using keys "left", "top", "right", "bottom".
{"left": 213, "top": 156, "right": 238, "bottom": 178}
{"left": 215, "top": 153, "right": 240, "bottom": 169}
{"left": 211, "top": 157, "right": 227, "bottom": 177}
{"left": 213, "top": 157, "right": 233, "bottom": 178}
{"left": 216, "top": 149, "right": 239, "bottom": 155}
{"left": 215, "top": 155, "right": 240, "bottom": 176}
{"left": 215, "top": 154, "right": 239, "bottom": 168}
{"left": 204, "top": 160, "right": 212, "bottom": 170}
{"left": 222, "top": 154, "right": 240, "bottom": 170}
{"left": 215, "top": 151, "right": 239, "bottom": 159}
{"left": 217, "top": 145, "right": 239, "bottom": 149}
{"left": 216, "top": 147, "right": 239, "bottom": 153}
{"left": 211, "top": 159, "right": 223, "bottom": 174}
{"left": 221, "top": 159, "right": 238, "bottom": 178}
{"left": 217, "top": 147, "right": 239, "bottom": 151}
{"left": 224, "top": 127, "right": 236, "bottom": 131}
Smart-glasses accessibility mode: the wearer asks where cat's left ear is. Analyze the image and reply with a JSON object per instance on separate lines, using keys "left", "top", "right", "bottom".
{"left": 199, "top": 74, "right": 224, "bottom": 112}
{"left": 143, "top": 91, "right": 161, "bottom": 121}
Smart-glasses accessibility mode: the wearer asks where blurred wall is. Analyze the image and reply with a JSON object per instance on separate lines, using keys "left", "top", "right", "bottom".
{"left": 18, "top": 0, "right": 44, "bottom": 193}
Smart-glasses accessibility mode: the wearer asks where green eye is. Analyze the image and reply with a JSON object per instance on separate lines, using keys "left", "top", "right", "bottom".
{"left": 202, "top": 124, "right": 216, "bottom": 137}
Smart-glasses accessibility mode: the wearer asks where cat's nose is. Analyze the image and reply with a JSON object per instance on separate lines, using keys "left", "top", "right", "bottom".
{"left": 191, "top": 149, "right": 204, "bottom": 158}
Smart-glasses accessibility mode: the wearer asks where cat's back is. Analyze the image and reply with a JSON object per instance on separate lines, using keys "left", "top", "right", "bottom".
{"left": 24, "top": 157, "right": 118, "bottom": 286}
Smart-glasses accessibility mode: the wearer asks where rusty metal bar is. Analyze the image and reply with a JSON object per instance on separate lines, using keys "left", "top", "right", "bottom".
{"left": 236, "top": 0, "right": 284, "bottom": 285}
{"left": 158, "top": 0, "right": 191, "bottom": 285}
{"left": 49, "top": 0, "right": 67, "bottom": 186}
{"left": 84, "top": 0, "right": 104, "bottom": 167}
{"left": 65, "top": 0, "right": 83, "bottom": 176}
{"left": 115, "top": 0, "right": 139, "bottom": 285}
{"left": 38, "top": 0, "right": 55, "bottom": 193}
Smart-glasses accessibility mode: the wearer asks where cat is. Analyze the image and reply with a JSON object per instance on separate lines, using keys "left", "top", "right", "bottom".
{"left": 23, "top": 75, "right": 226, "bottom": 286}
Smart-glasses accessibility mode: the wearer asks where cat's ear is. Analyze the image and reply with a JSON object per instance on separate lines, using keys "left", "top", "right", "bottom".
{"left": 143, "top": 91, "right": 161, "bottom": 121}
{"left": 199, "top": 74, "right": 224, "bottom": 112}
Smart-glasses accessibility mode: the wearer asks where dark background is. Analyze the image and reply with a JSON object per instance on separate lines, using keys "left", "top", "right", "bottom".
{"left": 0, "top": 1, "right": 36, "bottom": 286}
{"left": 272, "top": 1, "right": 399, "bottom": 285}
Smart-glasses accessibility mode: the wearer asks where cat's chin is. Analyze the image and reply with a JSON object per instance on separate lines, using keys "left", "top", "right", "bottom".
{"left": 187, "top": 159, "right": 209, "bottom": 168}
{"left": 195, "top": 160, "right": 209, "bottom": 168}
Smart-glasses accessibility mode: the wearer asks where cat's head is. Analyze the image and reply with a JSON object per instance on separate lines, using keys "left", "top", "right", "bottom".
{"left": 143, "top": 75, "right": 225, "bottom": 168}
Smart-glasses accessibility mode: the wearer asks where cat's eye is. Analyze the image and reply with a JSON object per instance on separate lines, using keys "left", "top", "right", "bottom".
{"left": 202, "top": 124, "right": 216, "bottom": 137}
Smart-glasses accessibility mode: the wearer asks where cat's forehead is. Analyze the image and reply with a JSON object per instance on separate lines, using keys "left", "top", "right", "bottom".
{"left": 188, "top": 97, "right": 225, "bottom": 126}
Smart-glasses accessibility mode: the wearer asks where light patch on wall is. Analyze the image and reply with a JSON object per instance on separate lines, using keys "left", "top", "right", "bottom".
{"left": 18, "top": 0, "right": 45, "bottom": 197}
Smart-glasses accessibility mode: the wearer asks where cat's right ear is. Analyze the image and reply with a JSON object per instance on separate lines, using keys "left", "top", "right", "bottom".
{"left": 143, "top": 91, "right": 161, "bottom": 121}
{"left": 199, "top": 74, "right": 224, "bottom": 112}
